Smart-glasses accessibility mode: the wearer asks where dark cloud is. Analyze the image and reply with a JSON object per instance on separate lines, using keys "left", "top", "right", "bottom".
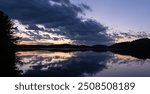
{"left": 0, "top": 0, "right": 87, "bottom": 26}
{"left": 0, "top": 0, "right": 112, "bottom": 45}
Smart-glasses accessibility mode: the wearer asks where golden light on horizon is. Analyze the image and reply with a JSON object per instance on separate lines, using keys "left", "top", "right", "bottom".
{"left": 114, "top": 37, "right": 137, "bottom": 43}
{"left": 17, "top": 39, "right": 73, "bottom": 45}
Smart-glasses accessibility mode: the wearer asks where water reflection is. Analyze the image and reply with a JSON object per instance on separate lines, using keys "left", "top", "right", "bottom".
{"left": 95, "top": 54, "right": 150, "bottom": 77}
{"left": 15, "top": 51, "right": 150, "bottom": 77}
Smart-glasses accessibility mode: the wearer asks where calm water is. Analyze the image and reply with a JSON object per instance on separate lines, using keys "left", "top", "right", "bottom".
{"left": 15, "top": 51, "right": 150, "bottom": 77}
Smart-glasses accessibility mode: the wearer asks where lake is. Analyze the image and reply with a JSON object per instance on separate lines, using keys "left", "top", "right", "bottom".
{"left": 15, "top": 50, "right": 150, "bottom": 77}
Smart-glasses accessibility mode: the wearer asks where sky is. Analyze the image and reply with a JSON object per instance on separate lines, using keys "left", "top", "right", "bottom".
{"left": 72, "top": 0, "right": 150, "bottom": 33}
{"left": 0, "top": 0, "right": 150, "bottom": 45}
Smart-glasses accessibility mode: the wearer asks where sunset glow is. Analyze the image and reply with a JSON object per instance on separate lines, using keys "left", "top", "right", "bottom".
{"left": 18, "top": 39, "right": 73, "bottom": 45}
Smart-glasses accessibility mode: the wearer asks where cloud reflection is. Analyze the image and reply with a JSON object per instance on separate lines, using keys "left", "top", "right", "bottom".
{"left": 16, "top": 51, "right": 150, "bottom": 77}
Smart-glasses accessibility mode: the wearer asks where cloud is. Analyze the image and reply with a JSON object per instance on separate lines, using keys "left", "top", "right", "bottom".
{"left": 0, "top": 0, "right": 112, "bottom": 45}
{"left": 107, "top": 29, "right": 150, "bottom": 43}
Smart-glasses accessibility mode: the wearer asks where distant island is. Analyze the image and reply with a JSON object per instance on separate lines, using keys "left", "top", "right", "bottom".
{"left": 17, "top": 44, "right": 108, "bottom": 52}
{"left": 110, "top": 38, "right": 150, "bottom": 59}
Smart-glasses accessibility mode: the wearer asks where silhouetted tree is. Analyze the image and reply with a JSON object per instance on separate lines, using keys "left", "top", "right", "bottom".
{"left": 0, "top": 10, "right": 20, "bottom": 54}
{"left": 0, "top": 10, "right": 20, "bottom": 76}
